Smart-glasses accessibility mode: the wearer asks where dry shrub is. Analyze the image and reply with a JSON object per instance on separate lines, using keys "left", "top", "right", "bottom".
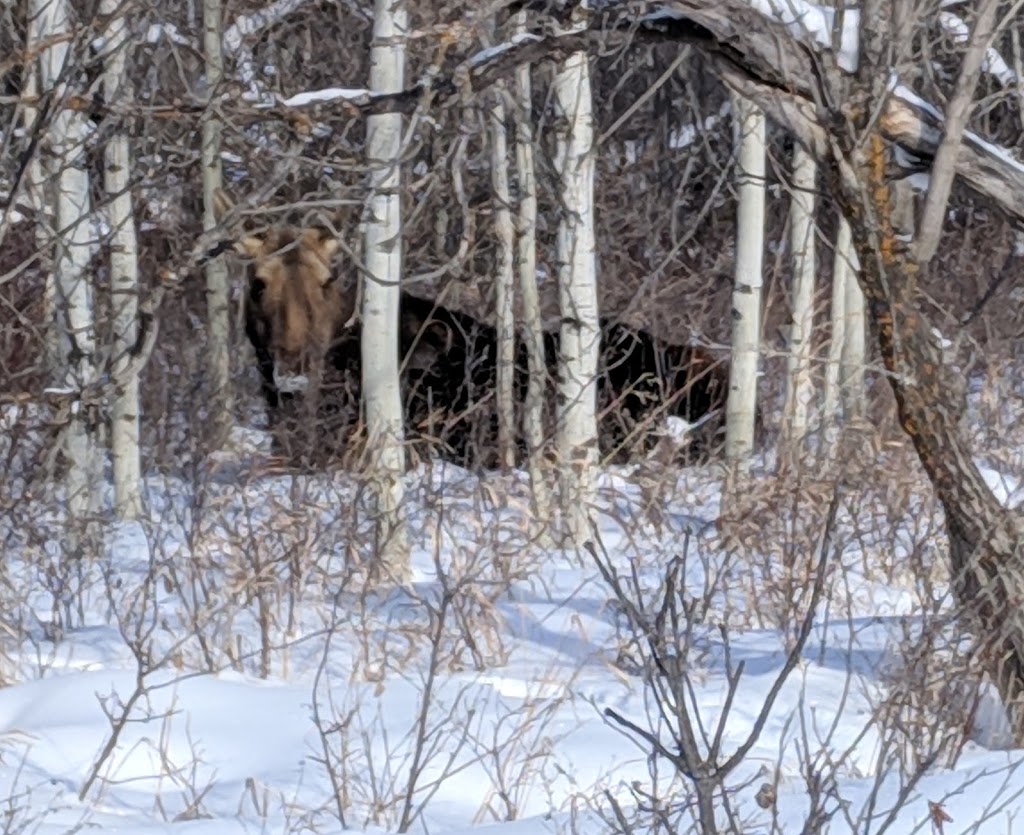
{"left": 405, "top": 470, "right": 549, "bottom": 671}
{"left": 969, "top": 358, "right": 1024, "bottom": 482}
{"left": 875, "top": 614, "right": 991, "bottom": 771}
{"left": 714, "top": 463, "right": 838, "bottom": 636}
{"left": 160, "top": 474, "right": 359, "bottom": 678}
{"left": 713, "top": 417, "right": 948, "bottom": 636}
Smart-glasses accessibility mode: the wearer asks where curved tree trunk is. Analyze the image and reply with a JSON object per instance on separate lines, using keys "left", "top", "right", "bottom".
{"left": 845, "top": 22, "right": 1024, "bottom": 743}
{"left": 655, "top": 0, "right": 1024, "bottom": 748}
{"left": 362, "top": 0, "right": 410, "bottom": 579}
{"left": 493, "top": 0, "right": 1024, "bottom": 746}
{"left": 764, "top": 0, "right": 1024, "bottom": 738}
{"left": 835, "top": 131, "right": 1024, "bottom": 741}
{"left": 725, "top": 95, "right": 765, "bottom": 467}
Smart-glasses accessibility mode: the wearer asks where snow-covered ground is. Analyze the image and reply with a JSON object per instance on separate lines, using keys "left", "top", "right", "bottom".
{"left": 2, "top": 425, "right": 1024, "bottom": 835}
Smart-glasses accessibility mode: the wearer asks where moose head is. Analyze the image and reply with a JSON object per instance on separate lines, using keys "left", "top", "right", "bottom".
{"left": 213, "top": 189, "right": 354, "bottom": 403}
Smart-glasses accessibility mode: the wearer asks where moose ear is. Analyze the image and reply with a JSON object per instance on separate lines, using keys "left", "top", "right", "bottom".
{"left": 301, "top": 228, "right": 339, "bottom": 262}
{"left": 318, "top": 234, "right": 340, "bottom": 261}
{"left": 212, "top": 188, "right": 235, "bottom": 224}
{"left": 234, "top": 235, "right": 266, "bottom": 259}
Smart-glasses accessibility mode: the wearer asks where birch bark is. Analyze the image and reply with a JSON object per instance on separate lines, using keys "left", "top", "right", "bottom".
{"left": 511, "top": 9, "right": 552, "bottom": 517}
{"left": 203, "top": 0, "right": 233, "bottom": 447}
{"left": 100, "top": 0, "right": 143, "bottom": 519}
{"left": 838, "top": 219, "right": 866, "bottom": 420}
{"left": 31, "top": 0, "right": 103, "bottom": 527}
{"left": 783, "top": 144, "right": 818, "bottom": 453}
{"left": 725, "top": 96, "right": 765, "bottom": 466}
{"left": 488, "top": 80, "right": 516, "bottom": 470}
{"left": 553, "top": 3, "right": 599, "bottom": 549}
{"left": 362, "top": 0, "right": 410, "bottom": 578}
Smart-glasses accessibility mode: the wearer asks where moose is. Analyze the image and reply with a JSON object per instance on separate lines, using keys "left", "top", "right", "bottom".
{"left": 217, "top": 199, "right": 735, "bottom": 470}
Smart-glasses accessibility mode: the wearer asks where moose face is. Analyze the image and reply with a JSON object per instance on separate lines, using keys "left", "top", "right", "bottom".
{"left": 212, "top": 189, "right": 354, "bottom": 401}
{"left": 237, "top": 225, "right": 350, "bottom": 393}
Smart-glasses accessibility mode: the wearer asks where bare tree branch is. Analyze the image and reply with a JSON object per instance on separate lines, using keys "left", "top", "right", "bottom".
{"left": 916, "top": 0, "right": 1004, "bottom": 264}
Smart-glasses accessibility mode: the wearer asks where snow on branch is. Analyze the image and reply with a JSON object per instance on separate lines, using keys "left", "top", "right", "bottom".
{"left": 143, "top": 22, "right": 196, "bottom": 48}
{"left": 468, "top": 32, "right": 544, "bottom": 67}
{"left": 275, "top": 28, "right": 534, "bottom": 110}
{"left": 263, "top": 25, "right": 600, "bottom": 116}
{"left": 744, "top": 0, "right": 860, "bottom": 71}
{"left": 221, "top": 0, "right": 316, "bottom": 103}
{"left": 676, "top": 0, "right": 1018, "bottom": 88}
{"left": 670, "top": 99, "right": 731, "bottom": 149}
{"left": 939, "top": 10, "right": 1017, "bottom": 86}
{"left": 222, "top": 0, "right": 313, "bottom": 54}
{"left": 280, "top": 88, "right": 371, "bottom": 107}
{"left": 135, "top": 0, "right": 1024, "bottom": 228}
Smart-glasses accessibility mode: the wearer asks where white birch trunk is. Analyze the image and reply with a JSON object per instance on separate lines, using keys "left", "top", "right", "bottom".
{"left": 823, "top": 216, "right": 850, "bottom": 429}
{"left": 838, "top": 218, "right": 866, "bottom": 419}
{"left": 783, "top": 144, "right": 818, "bottom": 451}
{"left": 100, "top": 0, "right": 143, "bottom": 520}
{"left": 362, "top": 0, "right": 409, "bottom": 578}
{"left": 553, "top": 4, "right": 600, "bottom": 549}
{"left": 724, "top": 96, "right": 765, "bottom": 466}
{"left": 511, "top": 10, "right": 552, "bottom": 518}
{"left": 488, "top": 84, "right": 516, "bottom": 470}
{"left": 202, "top": 0, "right": 233, "bottom": 447}
{"left": 31, "top": 0, "right": 103, "bottom": 524}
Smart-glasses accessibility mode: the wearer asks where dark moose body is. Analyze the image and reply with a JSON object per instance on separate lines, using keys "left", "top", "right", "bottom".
{"left": 238, "top": 220, "right": 734, "bottom": 470}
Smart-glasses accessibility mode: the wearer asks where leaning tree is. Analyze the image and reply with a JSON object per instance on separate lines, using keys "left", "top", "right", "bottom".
{"left": 153, "top": 0, "right": 1024, "bottom": 738}
{"left": 392, "top": 0, "right": 1024, "bottom": 740}
{"left": 658, "top": 0, "right": 1024, "bottom": 741}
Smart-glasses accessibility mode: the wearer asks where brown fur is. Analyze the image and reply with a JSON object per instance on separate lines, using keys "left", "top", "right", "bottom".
{"left": 228, "top": 211, "right": 746, "bottom": 469}
{"left": 238, "top": 227, "right": 351, "bottom": 379}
